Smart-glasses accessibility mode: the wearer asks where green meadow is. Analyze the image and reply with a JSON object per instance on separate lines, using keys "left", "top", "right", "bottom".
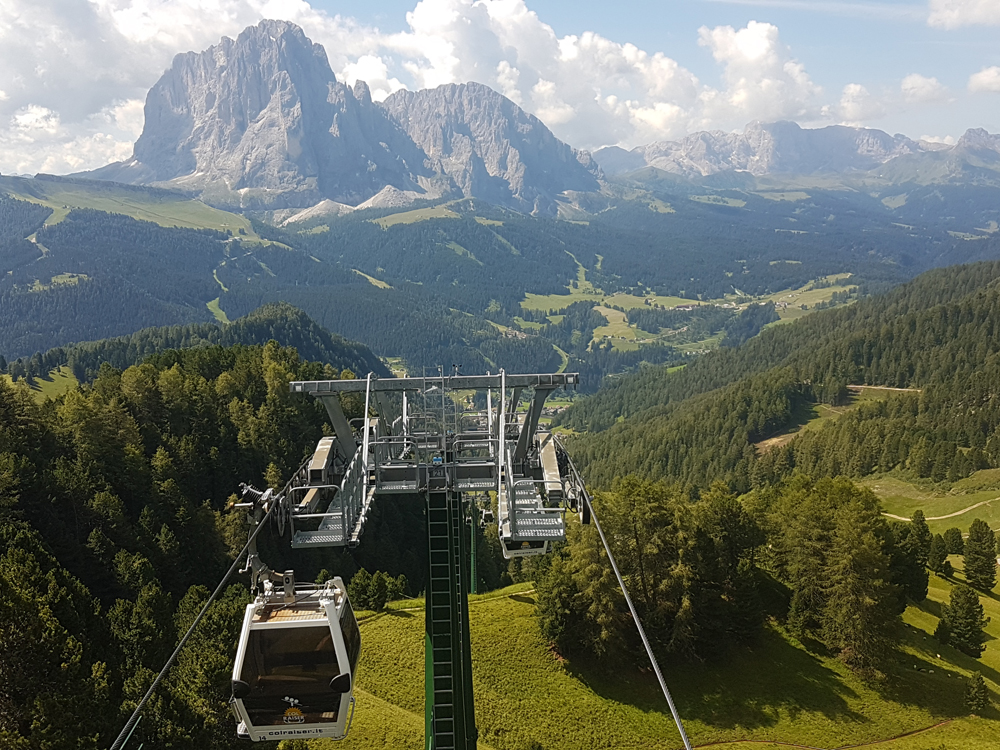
{"left": 1, "top": 365, "right": 79, "bottom": 401}
{"left": 0, "top": 175, "right": 256, "bottom": 234}
{"left": 318, "top": 570, "right": 1000, "bottom": 750}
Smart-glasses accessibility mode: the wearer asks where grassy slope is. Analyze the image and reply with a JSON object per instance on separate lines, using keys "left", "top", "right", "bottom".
{"left": 0, "top": 176, "right": 256, "bottom": 234}
{"left": 1, "top": 366, "right": 79, "bottom": 401}
{"left": 754, "top": 387, "right": 901, "bottom": 453}
{"left": 522, "top": 276, "right": 856, "bottom": 358}
{"left": 319, "top": 576, "right": 1000, "bottom": 750}
{"left": 866, "top": 472, "right": 1000, "bottom": 534}
{"left": 373, "top": 206, "right": 461, "bottom": 228}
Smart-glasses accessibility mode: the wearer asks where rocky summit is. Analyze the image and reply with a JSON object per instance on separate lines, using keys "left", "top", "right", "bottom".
{"left": 84, "top": 20, "right": 599, "bottom": 213}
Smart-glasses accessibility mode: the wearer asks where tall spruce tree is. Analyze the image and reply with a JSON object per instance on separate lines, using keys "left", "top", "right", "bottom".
{"left": 822, "top": 500, "right": 900, "bottom": 681}
{"left": 964, "top": 519, "right": 997, "bottom": 591}
{"left": 890, "top": 522, "right": 929, "bottom": 603}
{"left": 941, "top": 584, "right": 988, "bottom": 657}
{"left": 910, "top": 510, "right": 931, "bottom": 567}
{"left": 944, "top": 527, "right": 964, "bottom": 555}
{"left": 928, "top": 534, "right": 948, "bottom": 573}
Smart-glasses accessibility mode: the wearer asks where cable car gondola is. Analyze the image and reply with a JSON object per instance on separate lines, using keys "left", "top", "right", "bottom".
{"left": 230, "top": 575, "right": 360, "bottom": 742}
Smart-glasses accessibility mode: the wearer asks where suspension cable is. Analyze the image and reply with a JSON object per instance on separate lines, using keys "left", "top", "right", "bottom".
{"left": 559, "top": 441, "right": 693, "bottom": 750}
{"left": 109, "top": 493, "right": 277, "bottom": 750}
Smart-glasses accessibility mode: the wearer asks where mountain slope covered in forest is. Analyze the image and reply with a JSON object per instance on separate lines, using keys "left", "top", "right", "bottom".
{"left": 562, "top": 260, "right": 1000, "bottom": 490}
{"left": 2, "top": 302, "right": 389, "bottom": 385}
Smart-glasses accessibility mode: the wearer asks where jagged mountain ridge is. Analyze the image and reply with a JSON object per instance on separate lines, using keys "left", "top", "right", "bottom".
{"left": 594, "top": 120, "right": 1000, "bottom": 184}
{"left": 84, "top": 20, "right": 599, "bottom": 214}
{"left": 381, "top": 83, "right": 599, "bottom": 213}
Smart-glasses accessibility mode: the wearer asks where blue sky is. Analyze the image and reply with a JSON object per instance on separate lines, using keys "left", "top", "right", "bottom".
{"left": 308, "top": 0, "right": 1000, "bottom": 140}
{"left": 1, "top": 0, "right": 999, "bottom": 173}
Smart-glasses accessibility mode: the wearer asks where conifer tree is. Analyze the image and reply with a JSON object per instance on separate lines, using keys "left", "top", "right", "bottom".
{"left": 941, "top": 584, "right": 988, "bottom": 657}
{"left": 966, "top": 671, "right": 990, "bottom": 714}
{"left": 822, "top": 501, "right": 900, "bottom": 681}
{"left": 964, "top": 519, "right": 997, "bottom": 591}
{"left": 348, "top": 568, "right": 373, "bottom": 610}
{"left": 928, "top": 534, "right": 948, "bottom": 573}
{"left": 910, "top": 510, "right": 931, "bottom": 567}
{"left": 944, "top": 527, "right": 964, "bottom": 555}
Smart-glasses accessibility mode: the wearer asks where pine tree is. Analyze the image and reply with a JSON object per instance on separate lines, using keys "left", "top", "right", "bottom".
{"left": 944, "top": 527, "right": 965, "bottom": 555}
{"left": 966, "top": 671, "right": 989, "bottom": 714}
{"left": 347, "top": 568, "right": 373, "bottom": 611}
{"left": 942, "top": 584, "right": 988, "bottom": 657}
{"left": 368, "top": 571, "right": 389, "bottom": 611}
{"left": 822, "top": 501, "right": 900, "bottom": 681}
{"left": 928, "top": 534, "right": 948, "bottom": 573}
{"left": 910, "top": 510, "right": 931, "bottom": 568}
{"left": 964, "top": 519, "right": 997, "bottom": 591}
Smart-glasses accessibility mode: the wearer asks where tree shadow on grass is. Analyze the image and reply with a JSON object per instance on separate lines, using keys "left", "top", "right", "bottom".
{"left": 886, "top": 624, "right": 1000, "bottom": 715}
{"left": 385, "top": 609, "right": 416, "bottom": 618}
{"left": 564, "top": 626, "right": 866, "bottom": 731}
{"left": 914, "top": 597, "right": 944, "bottom": 619}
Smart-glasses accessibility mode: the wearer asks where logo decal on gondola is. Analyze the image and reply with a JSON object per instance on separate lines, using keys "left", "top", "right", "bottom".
{"left": 283, "top": 696, "right": 305, "bottom": 724}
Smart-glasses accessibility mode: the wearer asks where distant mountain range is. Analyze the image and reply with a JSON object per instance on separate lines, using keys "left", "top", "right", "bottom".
{"left": 594, "top": 120, "right": 1000, "bottom": 185}
{"left": 69, "top": 19, "right": 1000, "bottom": 216}
{"left": 82, "top": 20, "right": 599, "bottom": 215}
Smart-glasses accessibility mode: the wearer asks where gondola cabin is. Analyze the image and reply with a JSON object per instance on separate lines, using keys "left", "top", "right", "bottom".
{"left": 231, "top": 577, "right": 360, "bottom": 741}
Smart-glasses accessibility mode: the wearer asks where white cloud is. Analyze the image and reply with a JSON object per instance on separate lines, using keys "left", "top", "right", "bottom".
{"left": 969, "top": 65, "right": 1000, "bottom": 92}
{"left": 928, "top": 0, "right": 1000, "bottom": 28}
{"left": 920, "top": 133, "right": 957, "bottom": 144}
{"left": 340, "top": 55, "right": 406, "bottom": 101}
{"left": 901, "top": 73, "right": 947, "bottom": 103}
{"left": 825, "top": 83, "right": 887, "bottom": 124}
{"left": 1, "top": 101, "right": 137, "bottom": 174}
{"left": 695, "top": 21, "right": 821, "bottom": 128}
{"left": 0, "top": 0, "right": 923, "bottom": 173}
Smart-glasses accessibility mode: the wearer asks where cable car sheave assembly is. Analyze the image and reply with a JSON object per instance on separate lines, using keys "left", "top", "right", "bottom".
{"left": 255, "top": 371, "right": 585, "bottom": 748}
{"left": 109, "top": 370, "right": 693, "bottom": 750}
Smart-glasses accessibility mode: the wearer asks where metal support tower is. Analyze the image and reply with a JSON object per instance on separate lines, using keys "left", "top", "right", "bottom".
{"left": 285, "top": 371, "right": 580, "bottom": 750}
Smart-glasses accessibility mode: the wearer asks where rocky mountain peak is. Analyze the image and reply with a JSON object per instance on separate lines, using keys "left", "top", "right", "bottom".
{"left": 353, "top": 80, "right": 373, "bottom": 104}
{"left": 957, "top": 128, "right": 1000, "bottom": 153}
{"left": 379, "top": 82, "right": 601, "bottom": 213}
{"left": 80, "top": 22, "right": 600, "bottom": 214}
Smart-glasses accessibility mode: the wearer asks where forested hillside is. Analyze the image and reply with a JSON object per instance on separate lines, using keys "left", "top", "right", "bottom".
{"left": 0, "top": 342, "right": 430, "bottom": 749}
{"left": 6, "top": 259, "right": 1000, "bottom": 749}
{"left": 6, "top": 173, "right": 1000, "bottom": 384}
{"left": 2, "top": 303, "right": 389, "bottom": 385}
{"left": 563, "top": 260, "right": 1000, "bottom": 490}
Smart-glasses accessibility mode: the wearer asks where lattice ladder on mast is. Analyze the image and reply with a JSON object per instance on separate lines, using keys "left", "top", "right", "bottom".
{"left": 420, "top": 372, "right": 477, "bottom": 750}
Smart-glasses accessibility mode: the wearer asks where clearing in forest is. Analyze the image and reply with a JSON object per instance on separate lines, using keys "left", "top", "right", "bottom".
{"left": 867, "top": 470, "right": 1000, "bottom": 534}
{"left": 1, "top": 365, "right": 79, "bottom": 402}
{"left": 754, "top": 386, "right": 909, "bottom": 453}
{"left": 373, "top": 206, "right": 460, "bottom": 227}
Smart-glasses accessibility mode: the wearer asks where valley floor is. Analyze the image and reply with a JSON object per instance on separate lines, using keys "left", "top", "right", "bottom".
{"left": 316, "top": 574, "right": 1000, "bottom": 750}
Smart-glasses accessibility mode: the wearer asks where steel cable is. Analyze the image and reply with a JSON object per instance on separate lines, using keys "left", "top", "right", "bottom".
{"left": 559, "top": 440, "right": 694, "bottom": 750}
{"left": 108, "top": 492, "right": 276, "bottom": 750}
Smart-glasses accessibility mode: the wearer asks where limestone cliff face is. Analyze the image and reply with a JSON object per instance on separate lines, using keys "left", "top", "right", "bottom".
{"left": 85, "top": 22, "right": 600, "bottom": 213}
{"left": 90, "top": 20, "right": 426, "bottom": 208}
{"left": 379, "top": 82, "right": 601, "bottom": 213}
